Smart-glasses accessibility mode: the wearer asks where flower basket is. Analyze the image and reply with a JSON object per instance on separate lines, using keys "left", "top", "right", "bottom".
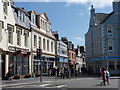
{"left": 13, "top": 75, "right": 20, "bottom": 79}
{"left": 24, "top": 74, "right": 31, "bottom": 78}
{"left": 35, "top": 73, "right": 40, "bottom": 77}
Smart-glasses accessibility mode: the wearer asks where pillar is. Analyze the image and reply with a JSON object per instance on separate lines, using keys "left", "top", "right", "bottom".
{"left": 0, "top": 54, "right": 1, "bottom": 78}
{"left": 5, "top": 55, "right": 9, "bottom": 74}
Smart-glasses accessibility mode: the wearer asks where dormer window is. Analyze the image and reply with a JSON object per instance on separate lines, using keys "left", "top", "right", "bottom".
{"left": 18, "top": 10, "right": 25, "bottom": 22}
{"left": 31, "top": 13, "right": 35, "bottom": 24}
{"left": 3, "top": 0, "right": 8, "bottom": 14}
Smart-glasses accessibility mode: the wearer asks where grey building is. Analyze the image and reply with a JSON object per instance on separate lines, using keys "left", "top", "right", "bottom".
{"left": 85, "top": 1, "right": 120, "bottom": 75}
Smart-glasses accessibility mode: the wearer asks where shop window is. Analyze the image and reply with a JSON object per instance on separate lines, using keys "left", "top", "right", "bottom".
{"left": 109, "top": 62, "right": 115, "bottom": 70}
{"left": 117, "top": 62, "right": 120, "bottom": 70}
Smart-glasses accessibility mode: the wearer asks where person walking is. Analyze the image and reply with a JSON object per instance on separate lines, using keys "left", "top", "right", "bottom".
{"left": 100, "top": 67, "right": 106, "bottom": 86}
{"left": 105, "top": 68, "right": 110, "bottom": 85}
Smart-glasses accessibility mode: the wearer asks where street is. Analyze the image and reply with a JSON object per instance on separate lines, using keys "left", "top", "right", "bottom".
{"left": 1, "top": 76, "right": 120, "bottom": 90}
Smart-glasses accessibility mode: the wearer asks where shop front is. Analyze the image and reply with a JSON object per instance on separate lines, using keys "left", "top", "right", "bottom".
{"left": 58, "top": 57, "right": 68, "bottom": 69}
{"left": 33, "top": 56, "right": 55, "bottom": 75}
{"left": 7, "top": 46, "right": 30, "bottom": 77}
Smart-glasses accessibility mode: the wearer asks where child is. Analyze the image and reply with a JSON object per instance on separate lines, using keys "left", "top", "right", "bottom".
{"left": 105, "top": 68, "right": 110, "bottom": 85}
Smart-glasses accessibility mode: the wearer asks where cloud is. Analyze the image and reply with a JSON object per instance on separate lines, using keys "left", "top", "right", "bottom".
{"left": 65, "top": 0, "right": 114, "bottom": 8}
{"left": 74, "top": 37, "right": 85, "bottom": 42}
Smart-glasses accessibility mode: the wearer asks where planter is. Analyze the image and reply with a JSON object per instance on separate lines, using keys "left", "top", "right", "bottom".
{"left": 13, "top": 75, "right": 20, "bottom": 79}
{"left": 24, "top": 74, "right": 31, "bottom": 78}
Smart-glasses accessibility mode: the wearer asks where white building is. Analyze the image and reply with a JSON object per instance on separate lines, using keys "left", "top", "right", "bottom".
{"left": 0, "top": 0, "right": 32, "bottom": 78}
{"left": 28, "top": 11, "right": 56, "bottom": 74}
{"left": 0, "top": 0, "right": 15, "bottom": 78}
{"left": 75, "top": 45, "right": 86, "bottom": 73}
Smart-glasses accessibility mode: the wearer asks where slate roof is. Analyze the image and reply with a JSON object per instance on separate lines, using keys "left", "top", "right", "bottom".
{"left": 93, "top": 12, "right": 114, "bottom": 25}
{"left": 12, "top": 6, "right": 31, "bottom": 31}
{"left": 93, "top": 13, "right": 109, "bottom": 25}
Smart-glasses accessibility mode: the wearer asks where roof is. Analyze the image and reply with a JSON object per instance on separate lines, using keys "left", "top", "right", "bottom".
{"left": 93, "top": 12, "right": 114, "bottom": 25}
{"left": 12, "top": 7, "right": 31, "bottom": 30}
{"left": 94, "top": 13, "right": 109, "bottom": 25}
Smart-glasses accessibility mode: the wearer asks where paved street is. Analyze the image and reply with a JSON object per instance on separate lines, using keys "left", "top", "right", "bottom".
{"left": 1, "top": 76, "right": 119, "bottom": 90}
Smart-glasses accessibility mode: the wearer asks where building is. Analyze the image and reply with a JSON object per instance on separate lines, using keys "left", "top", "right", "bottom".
{"left": 61, "top": 37, "right": 76, "bottom": 75}
{"left": 0, "top": 0, "right": 16, "bottom": 78}
{"left": 0, "top": 0, "right": 32, "bottom": 78}
{"left": 75, "top": 45, "right": 86, "bottom": 73}
{"left": 53, "top": 31, "right": 68, "bottom": 69}
{"left": 85, "top": 1, "right": 120, "bottom": 75}
{"left": 28, "top": 11, "right": 56, "bottom": 74}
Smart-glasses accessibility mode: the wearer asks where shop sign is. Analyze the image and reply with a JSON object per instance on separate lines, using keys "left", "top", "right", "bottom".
{"left": 8, "top": 46, "right": 29, "bottom": 53}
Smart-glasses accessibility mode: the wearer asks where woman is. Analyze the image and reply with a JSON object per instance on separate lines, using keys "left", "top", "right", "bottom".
{"left": 100, "top": 67, "right": 106, "bottom": 86}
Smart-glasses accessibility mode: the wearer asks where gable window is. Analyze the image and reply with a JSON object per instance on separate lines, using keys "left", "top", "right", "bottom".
{"left": 24, "top": 32, "right": 28, "bottom": 47}
{"left": 18, "top": 10, "right": 25, "bottom": 22}
{"left": 31, "top": 13, "right": 35, "bottom": 24}
{"left": 47, "top": 40, "right": 49, "bottom": 51}
{"left": 0, "top": 22, "right": 2, "bottom": 42}
{"left": 3, "top": 0, "right": 8, "bottom": 14}
{"left": 8, "top": 25, "right": 13, "bottom": 44}
{"left": 34, "top": 35, "right": 37, "bottom": 47}
{"left": 16, "top": 29, "right": 21, "bottom": 46}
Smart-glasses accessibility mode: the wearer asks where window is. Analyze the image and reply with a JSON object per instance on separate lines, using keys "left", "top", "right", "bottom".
{"left": 18, "top": 10, "right": 22, "bottom": 21}
{"left": 109, "top": 46, "right": 112, "bottom": 50}
{"left": 107, "top": 25, "right": 112, "bottom": 33}
{"left": 43, "top": 39, "right": 46, "bottom": 50}
{"left": 16, "top": 29, "right": 21, "bottom": 46}
{"left": 24, "top": 32, "right": 28, "bottom": 47}
{"left": 47, "top": 40, "right": 49, "bottom": 51}
{"left": 8, "top": 25, "right": 13, "bottom": 44}
{"left": 83, "top": 58, "right": 85, "bottom": 62}
{"left": 0, "top": 22, "right": 2, "bottom": 42}
{"left": 117, "top": 62, "right": 120, "bottom": 70}
{"left": 23, "top": 14, "right": 25, "bottom": 22}
{"left": 18, "top": 10, "right": 25, "bottom": 22}
{"left": 51, "top": 42, "right": 53, "bottom": 52}
{"left": 31, "top": 13, "right": 35, "bottom": 24}
{"left": 109, "top": 62, "right": 115, "bottom": 70}
{"left": 34, "top": 35, "right": 37, "bottom": 47}
{"left": 3, "top": 0, "right": 8, "bottom": 14}
{"left": 39, "top": 37, "right": 41, "bottom": 48}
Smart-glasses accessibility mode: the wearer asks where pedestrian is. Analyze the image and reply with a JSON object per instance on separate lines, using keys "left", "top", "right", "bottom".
{"left": 105, "top": 68, "right": 110, "bottom": 85}
{"left": 100, "top": 67, "right": 106, "bottom": 86}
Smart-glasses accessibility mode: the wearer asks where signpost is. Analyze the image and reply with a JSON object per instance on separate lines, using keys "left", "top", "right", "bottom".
{"left": 36, "top": 48, "right": 42, "bottom": 82}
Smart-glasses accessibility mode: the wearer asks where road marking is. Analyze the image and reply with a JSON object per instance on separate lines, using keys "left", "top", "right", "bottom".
{"left": 39, "top": 84, "right": 50, "bottom": 87}
{"left": 56, "top": 85, "right": 67, "bottom": 88}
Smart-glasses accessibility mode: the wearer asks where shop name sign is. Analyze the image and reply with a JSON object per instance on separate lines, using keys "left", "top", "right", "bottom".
{"left": 8, "top": 46, "right": 29, "bottom": 52}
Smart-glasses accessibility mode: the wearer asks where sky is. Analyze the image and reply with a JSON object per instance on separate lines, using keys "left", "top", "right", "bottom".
{"left": 14, "top": 0, "right": 114, "bottom": 47}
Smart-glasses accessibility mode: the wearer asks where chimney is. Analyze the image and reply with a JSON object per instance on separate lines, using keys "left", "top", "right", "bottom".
{"left": 53, "top": 31, "right": 59, "bottom": 41}
{"left": 113, "top": 0, "right": 120, "bottom": 13}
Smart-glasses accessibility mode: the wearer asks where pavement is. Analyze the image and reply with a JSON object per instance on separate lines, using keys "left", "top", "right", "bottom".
{"left": 0, "top": 75, "right": 120, "bottom": 89}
